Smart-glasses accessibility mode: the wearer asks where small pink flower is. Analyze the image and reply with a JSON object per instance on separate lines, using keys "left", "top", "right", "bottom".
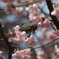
{"left": 14, "top": 25, "right": 20, "bottom": 31}
{"left": 23, "top": 35, "right": 37, "bottom": 46}
{"left": 37, "top": 51, "right": 46, "bottom": 59}
{"left": 8, "top": 31, "right": 13, "bottom": 35}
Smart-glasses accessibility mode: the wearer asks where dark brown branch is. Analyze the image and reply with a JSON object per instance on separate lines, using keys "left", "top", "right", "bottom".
{"left": 46, "top": 0, "right": 59, "bottom": 29}
{"left": 0, "top": 23, "right": 12, "bottom": 59}
{"left": 33, "top": 38, "right": 59, "bottom": 49}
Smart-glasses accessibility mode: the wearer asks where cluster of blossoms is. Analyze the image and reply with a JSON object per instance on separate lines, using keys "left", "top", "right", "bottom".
{"left": 37, "top": 51, "right": 46, "bottom": 59}
{"left": 8, "top": 25, "right": 37, "bottom": 46}
{"left": 25, "top": 3, "right": 41, "bottom": 22}
{"left": 12, "top": 49, "right": 31, "bottom": 59}
{"left": 0, "top": 51, "right": 3, "bottom": 56}
{"left": 38, "top": 18, "right": 51, "bottom": 26}
{"left": 9, "top": 25, "right": 26, "bottom": 43}
{"left": 23, "top": 35, "right": 37, "bottom": 46}
{"left": 4, "top": 3, "right": 24, "bottom": 16}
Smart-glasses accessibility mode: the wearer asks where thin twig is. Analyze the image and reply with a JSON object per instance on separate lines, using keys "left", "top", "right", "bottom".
{"left": 33, "top": 38, "right": 59, "bottom": 49}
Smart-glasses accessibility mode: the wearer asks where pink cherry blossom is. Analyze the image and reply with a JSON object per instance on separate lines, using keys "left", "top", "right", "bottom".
{"left": 8, "top": 37, "right": 23, "bottom": 43}
{"left": 0, "top": 51, "right": 3, "bottom": 56}
{"left": 15, "top": 30, "right": 26, "bottom": 38}
{"left": 8, "top": 31, "right": 13, "bottom": 35}
{"left": 9, "top": 31, "right": 26, "bottom": 43}
{"left": 25, "top": 3, "right": 40, "bottom": 22}
{"left": 23, "top": 35, "right": 37, "bottom": 46}
{"left": 14, "top": 25, "right": 20, "bottom": 31}
{"left": 37, "top": 50, "right": 46, "bottom": 59}
{"left": 43, "top": 18, "right": 51, "bottom": 26}
{"left": 15, "top": 7, "right": 23, "bottom": 13}
{"left": 12, "top": 49, "right": 31, "bottom": 59}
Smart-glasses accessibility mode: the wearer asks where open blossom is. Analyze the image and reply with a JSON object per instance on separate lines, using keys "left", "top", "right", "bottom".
{"left": 14, "top": 25, "right": 20, "bottom": 31}
{"left": 23, "top": 35, "right": 37, "bottom": 46}
{"left": 8, "top": 37, "right": 23, "bottom": 43}
{"left": 37, "top": 51, "right": 46, "bottom": 59}
{"left": 9, "top": 31, "right": 26, "bottom": 43}
{"left": 9, "top": 25, "right": 26, "bottom": 43}
{"left": 51, "top": 6, "right": 59, "bottom": 16}
{"left": 8, "top": 31, "right": 13, "bottom": 35}
{"left": 12, "top": 49, "right": 31, "bottom": 59}
{"left": 16, "top": 7, "right": 23, "bottom": 13}
{"left": 0, "top": 51, "right": 3, "bottom": 56}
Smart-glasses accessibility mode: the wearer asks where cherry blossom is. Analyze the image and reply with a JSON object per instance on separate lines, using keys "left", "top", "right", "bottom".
{"left": 12, "top": 49, "right": 31, "bottom": 59}
{"left": 9, "top": 25, "right": 26, "bottom": 43}
{"left": 14, "top": 25, "right": 20, "bottom": 31}
{"left": 23, "top": 35, "right": 37, "bottom": 46}
{"left": 37, "top": 50, "right": 46, "bottom": 59}
{"left": 25, "top": 3, "right": 41, "bottom": 22}
{"left": 8, "top": 31, "right": 13, "bottom": 35}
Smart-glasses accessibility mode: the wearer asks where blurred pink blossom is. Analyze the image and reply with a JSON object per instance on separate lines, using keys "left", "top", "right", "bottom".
{"left": 12, "top": 49, "right": 31, "bottom": 59}
{"left": 23, "top": 35, "right": 37, "bottom": 46}
{"left": 37, "top": 50, "right": 46, "bottom": 59}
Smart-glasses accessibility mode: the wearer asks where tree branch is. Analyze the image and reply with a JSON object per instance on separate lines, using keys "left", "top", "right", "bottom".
{"left": 33, "top": 38, "right": 59, "bottom": 49}
{"left": 46, "top": 0, "right": 59, "bottom": 29}
{"left": 0, "top": 23, "right": 12, "bottom": 59}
